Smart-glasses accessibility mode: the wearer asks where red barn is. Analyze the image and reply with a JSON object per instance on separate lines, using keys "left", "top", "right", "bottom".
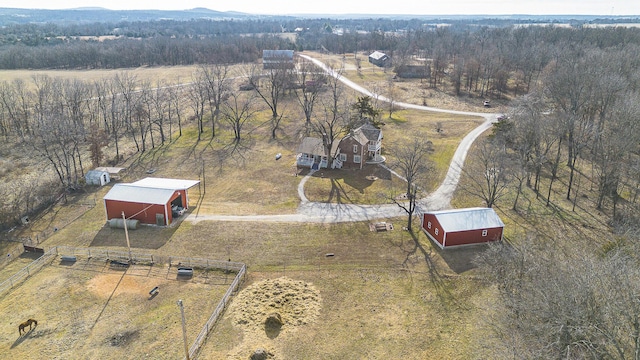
{"left": 421, "top": 208, "right": 504, "bottom": 249}
{"left": 103, "top": 178, "right": 199, "bottom": 226}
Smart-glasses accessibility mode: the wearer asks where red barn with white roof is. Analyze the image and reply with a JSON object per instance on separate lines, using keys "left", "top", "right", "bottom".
{"left": 103, "top": 178, "right": 199, "bottom": 226}
{"left": 421, "top": 208, "right": 504, "bottom": 248}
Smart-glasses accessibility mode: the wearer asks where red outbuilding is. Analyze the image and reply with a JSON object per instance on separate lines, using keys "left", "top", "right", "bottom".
{"left": 103, "top": 178, "right": 199, "bottom": 226}
{"left": 421, "top": 207, "right": 504, "bottom": 249}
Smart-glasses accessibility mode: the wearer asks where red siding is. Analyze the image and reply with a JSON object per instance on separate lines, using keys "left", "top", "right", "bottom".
{"left": 443, "top": 227, "right": 503, "bottom": 247}
{"left": 338, "top": 137, "right": 366, "bottom": 169}
{"left": 421, "top": 213, "right": 445, "bottom": 247}
{"left": 421, "top": 213, "right": 503, "bottom": 248}
{"left": 105, "top": 190, "right": 181, "bottom": 225}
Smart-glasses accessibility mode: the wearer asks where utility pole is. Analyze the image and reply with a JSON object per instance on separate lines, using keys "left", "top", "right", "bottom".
{"left": 177, "top": 299, "right": 190, "bottom": 360}
{"left": 122, "top": 211, "right": 132, "bottom": 263}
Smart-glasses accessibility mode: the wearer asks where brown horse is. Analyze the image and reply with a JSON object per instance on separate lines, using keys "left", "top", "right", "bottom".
{"left": 18, "top": 319, "right": 37, "bottom": 335}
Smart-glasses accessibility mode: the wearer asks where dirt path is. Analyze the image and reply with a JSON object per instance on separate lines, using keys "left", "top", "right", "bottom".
{"left": 187, "top": 55, "right": 500, "bottom": 224}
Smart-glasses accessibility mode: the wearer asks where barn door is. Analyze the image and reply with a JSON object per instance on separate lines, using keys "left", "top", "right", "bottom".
{"left": 156, "top": 214, "right": 165, "bottom": 226}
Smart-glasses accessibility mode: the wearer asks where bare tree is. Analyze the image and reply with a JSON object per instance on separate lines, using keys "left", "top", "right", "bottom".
{"left": 187, "top": 75, "right": 208, "bottom": 141}
{"left": 247, "top": 63, "right": 293, "bottom": 139}
{"left": 196, "top": 63, "right": 231, "bottom": 138}
{"left": 294, "top": 58, "right": 326, "bottom": 133}
{"left": 312, "top": 65, "right": 348, "bottom": 166}
{"left": 460, "top": 139, "right": 511, "bottom": 208}
{"left": 389, "top": 135, "right": 432, "bottom": 231}
{"left": 220, "top": 92, "right": 258, "bottom": 143}
{"left": 88, "top": 123, "right": 108, "bottom": 168}
{"left": 114, "top": 72, "right": 142, "bottom": 152}
{"left": 476, "top": 233, "right": 640, "bottom": 360}
{"left": 594, "top": 95, "right": 640, "bottom": 215}
{"left": 386, "top": 76, "right": 398, "bottom": 118}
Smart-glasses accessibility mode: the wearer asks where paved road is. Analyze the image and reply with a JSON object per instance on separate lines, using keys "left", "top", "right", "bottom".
{"left": 187, "top": 55, "right": 499, "bottom": 224}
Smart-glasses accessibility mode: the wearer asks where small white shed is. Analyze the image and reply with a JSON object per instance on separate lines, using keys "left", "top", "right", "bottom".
{"left": 85, "top": 169, "right": 111, "bottom": 186}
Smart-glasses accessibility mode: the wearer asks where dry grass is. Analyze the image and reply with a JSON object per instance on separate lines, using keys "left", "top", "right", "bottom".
{"left": 0, "top": 256, "right": 230, "bottom": 359}
{"left": 2, "top": 57, "right": 613, "bottom": 359}
{"left": 0, "top": 65, "right": 200, "bottom": 86}
{"left": 452, "top": 136, "right": 617, "bottom": 250}
{"left": 303, "top": 51, "right": 509, "bottom": 113}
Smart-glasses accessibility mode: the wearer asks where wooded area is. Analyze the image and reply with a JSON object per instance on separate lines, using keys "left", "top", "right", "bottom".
{"left": 0, "top": 17, "right": 640, "bottom": 358}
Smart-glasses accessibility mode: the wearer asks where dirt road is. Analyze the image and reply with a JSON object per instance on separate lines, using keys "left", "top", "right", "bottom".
{"left": 187, "top": 55, "right": 500, "bottom": 224}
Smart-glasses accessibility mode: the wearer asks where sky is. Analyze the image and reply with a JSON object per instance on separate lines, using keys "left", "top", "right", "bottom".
{"left": 2, "top": 0, "right": 639, "bottom": 16}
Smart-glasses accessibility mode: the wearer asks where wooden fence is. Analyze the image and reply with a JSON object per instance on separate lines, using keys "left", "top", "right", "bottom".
{"left": 0, "top": 244, "right": 247, "bottom": 359}
{"left": 0, "top": 246, "right": 57, "bottom": 298}
{"left": 186, "top": 263, "right": 247, "bottom": 360}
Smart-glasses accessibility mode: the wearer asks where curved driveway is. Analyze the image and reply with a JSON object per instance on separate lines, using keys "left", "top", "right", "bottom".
{"left": 187, "top": 54, "right": 499, "bottom": 224}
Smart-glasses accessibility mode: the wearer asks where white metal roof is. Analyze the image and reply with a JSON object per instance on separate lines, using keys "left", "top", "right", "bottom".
{"left": 104, "top": 184, "right": 177, "bottom": 205}
{"left": 131, "top": 177, "right": 200, "bottom": 190}
{"left": 94, "top": 166, "right": 126, "bottom": 174}
{"left": 369, "top": 51, "right": 388, "bottom": 60}
{"left": 428, "top": 207, "right": 504, "bottom": 233}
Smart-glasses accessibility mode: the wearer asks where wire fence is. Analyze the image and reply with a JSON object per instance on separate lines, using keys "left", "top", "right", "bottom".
{"left": 0, "top": 244, "right": 247, "bottom": 359}
{"left": 0, "top": 246, "right": 57, "bottom": 298}
{"left": 186, "top": 263, "right": 247, "bottom": 360}
{"left": 0, "top": 241, "right": 27, "bottom": 269}
{"left": 54, "top": 246, "right": 155, "bottom": 264}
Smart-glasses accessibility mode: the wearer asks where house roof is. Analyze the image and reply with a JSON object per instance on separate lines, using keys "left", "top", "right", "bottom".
{"left": 298, "top": 137, "right": 326, "bottom": 156}
{"left": 86, "top": 169, "right": 108, "bottom": 176}
{"left": 131, "top": 177, "right": 200, "bottom": 190}
{"left": 355, "top": 123, "right": 381, "bottom": 142}
{"left": 104, "top": 184, "right": 177, "bottom": 205}
{"left": 342, "top": 130, "right": 369, "bottom": 146}
{"left": 369, "top": 51, "right": 388, "bottom": 60}
{"left": 298, "top": 137, "right": 341, "bottom": 156}
{"left": 262, "top": 50, "right": 294, "bottom": 59}
{"left": 427, "top": 207, "right": 504, "bottom": 232}
{"left": 94, "top": 166, "right": 125, "bottom": 174}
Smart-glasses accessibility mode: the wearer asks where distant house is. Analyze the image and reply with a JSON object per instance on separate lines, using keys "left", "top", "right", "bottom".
{"left": 369, "top": 51, "right": 390, "bottom": 67}
{"left": 85, "top": 169, "right": 111, "bottom": 186}
{"left": 395, "top": 64, "right": 430, "bottom": 79}
{"left": 263, "top": 50, "right": 295, "bottom": 69}
{"left": 296, "top": 123, "right": 384, "bottom": 170}
{"left": 421, "top": 208, "right": 504, "bottom": 248}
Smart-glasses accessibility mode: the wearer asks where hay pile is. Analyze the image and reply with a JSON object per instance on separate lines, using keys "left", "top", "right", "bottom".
{"left": 226, "top": 277, "right": 321, "bottom": 359}
{"left": 230, "top": 277, "right": 321, "bottom": 330}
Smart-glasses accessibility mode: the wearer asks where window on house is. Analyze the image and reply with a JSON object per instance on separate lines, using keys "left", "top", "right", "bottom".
{"left": 435, "top": 228, "right": 439, "bottom": 235}
{"left": 339, "top": 153, "right": 347, "bottom": 161}
{"left": 353, "top": 145, "right": 358, "bottom": 153}
{"left": 482, "top": 229, "right": 488, "bottom": 237}
{"left": 427, "top": 221, "right": 431, "bottom": 229}
{"left": 354, "top": 155, "right": 361, "bottom": 163}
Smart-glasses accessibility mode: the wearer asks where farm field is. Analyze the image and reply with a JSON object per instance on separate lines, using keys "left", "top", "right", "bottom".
{"left": 0, "top": 49, "right": 627, "bottom": 359}
{"left": 0, "top": 254, "right": 232, "bottom": 359}
{"left": 0, "top": 54, "right": 496, "bottom": 359}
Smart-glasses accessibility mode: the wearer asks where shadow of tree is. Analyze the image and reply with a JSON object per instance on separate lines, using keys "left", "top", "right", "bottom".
{"left": 402, "top": 231, "right": 466, "bottom": 309}
{"left": 316, "top": 165, "right": 391, "bottom": 203}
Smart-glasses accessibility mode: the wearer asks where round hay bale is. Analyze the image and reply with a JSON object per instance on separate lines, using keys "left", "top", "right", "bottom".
{"left": 265, "top": 312, "right": 283, "bottom": 329}
{"left": 250, "top": 348, "right": 274, "bottom": 360}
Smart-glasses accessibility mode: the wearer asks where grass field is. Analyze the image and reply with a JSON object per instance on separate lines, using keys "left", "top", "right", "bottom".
{"left": 0, "top": 254, "right": 232, "bottom": 359}
{"left": 1, "top": 55, "right": 620, "bottom": 359}
{"left": 0, "top": 57, "right": 492, "bottom": 359}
